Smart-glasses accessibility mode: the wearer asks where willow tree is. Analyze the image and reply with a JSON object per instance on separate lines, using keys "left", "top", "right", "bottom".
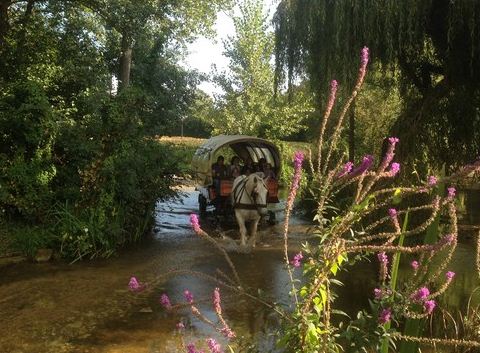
{"left": 274, "top": 0, "right": 480, "bottom": 168}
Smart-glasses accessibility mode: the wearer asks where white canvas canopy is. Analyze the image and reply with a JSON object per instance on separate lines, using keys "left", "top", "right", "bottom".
{"left": 191, "top": 135, "right": 281, "bottom": 186}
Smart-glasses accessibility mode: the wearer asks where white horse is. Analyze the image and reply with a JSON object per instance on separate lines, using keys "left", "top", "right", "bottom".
{"left": 232, "top": 173, "right": 269, "bottom": 248}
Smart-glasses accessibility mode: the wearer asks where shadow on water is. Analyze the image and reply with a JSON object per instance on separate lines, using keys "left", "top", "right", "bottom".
{"left": 0, "top": 186, "right": 478, "bottom": 353}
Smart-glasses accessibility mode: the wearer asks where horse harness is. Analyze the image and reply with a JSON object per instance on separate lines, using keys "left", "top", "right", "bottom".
{"left": 232, "top": 176, "right": 267, "bottom": 211}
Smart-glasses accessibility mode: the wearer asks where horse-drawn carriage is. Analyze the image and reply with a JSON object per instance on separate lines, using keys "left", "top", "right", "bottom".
{"left": 191, "top": 135, "right": 281, "bottom": 221}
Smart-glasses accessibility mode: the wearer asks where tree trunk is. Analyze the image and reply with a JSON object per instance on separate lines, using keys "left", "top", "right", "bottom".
{"left": 119, "top": 33, "right": 132, "bottom": 90}
{"left": 0, "top": 0, "right": 12, "bottom": 48}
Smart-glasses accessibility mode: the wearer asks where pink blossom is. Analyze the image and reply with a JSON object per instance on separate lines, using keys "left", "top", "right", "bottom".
{"left": 187, "top": 343, "right": 199, "bottom": 353}
{"left": 377, "top": 252, "right": 388, "bottom": 265}
{"left": 351, "top": 155, "right": 374, "bottom": 176}
{"left": 447, "top": 187, "right": 456, "bottom": 199}
{"left": 428, "top": 175, "right": 438, "bottom": 186}
{"left": 160, "top": 293, "right": 172, "bottom": 310}
{"left": 446, "top": 271, "right": 455, "bottom": 281}
{"left": 389, "top": 162, "right": 400, "bottom": 176}
{"left": 206, "top": 338, "right": 223, "bottom": 353}
{"left": 128, "top": 276, "right": 146, "bottom": 292}
{"left": 411, "top": 260, "right": 419, "bottom": 271}
{"left": 378, "top": 308, "right": 392, "bottom": 324}
{"left": 424, "top": 300, "right": 436, "bottom": 314}
{"left": 388, "top": 137, "right": 399, "bottom": 145}
{"left": 190, "top": 214, "right": 201, "bottom": 234}
{"left": 374, "top": 288, "right": 383, "bottom": 300}
{"left": 176, "top": 322, "right": 185, "bottom": 330}
{"left": 388, "top": 208, "right": 397, "bottom": 219}
{"left": 336, "top": 161, "right": 353, "bottom": 178}
{"left": 411, "top": 287, "right": 430, "bottom": 302}
{"left": 361, "top": 46, "right": 369, "bottom": 67}
{"left": 213, "top": 287, "right": 222, "bottom": 315}
{"left": 290, "top": 252, "right": 303, "bottom": 268}
{"left": 440, "top": 234, "right": 455, "bottom": 245}
{"left": 286, "top": 151, "right": 304, "bottom": 210}
{"left": 220, "top": 326, "right": 236, "bottom": 339}
{"left": 184, "top": 290, "right": 194, "bottom": 304}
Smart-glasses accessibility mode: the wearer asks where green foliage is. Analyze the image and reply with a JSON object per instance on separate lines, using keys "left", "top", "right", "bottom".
{"left": 0, "top": 0, "right": 231, "bottom": 259}
{"left": 210, "top": 0, "right": 313, "bottom": 139}
{"left": 274, "top": 0, "right": 480, "bottom": 168}
{"left": 0, "top": 81, "right": 57, "bottom": 220}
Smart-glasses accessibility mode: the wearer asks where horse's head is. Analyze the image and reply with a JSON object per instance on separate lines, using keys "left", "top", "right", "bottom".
{"left": 247, "top": 173, "right": 269, "bottom": 216}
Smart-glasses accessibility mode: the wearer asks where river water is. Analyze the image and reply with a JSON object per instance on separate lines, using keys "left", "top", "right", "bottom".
{"left": 0, "top": 186, "right": 478, "bottom": 353}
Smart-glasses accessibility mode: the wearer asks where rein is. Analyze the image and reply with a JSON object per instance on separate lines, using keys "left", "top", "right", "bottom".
{"left": 233, "top": 175, "right": 267, "bottom": 211}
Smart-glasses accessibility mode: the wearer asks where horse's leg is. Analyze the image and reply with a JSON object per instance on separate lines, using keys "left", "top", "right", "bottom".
{"left": 249, "top": 216, "right": 260, "bottom": 248}
{"left": 235, "top": 211, "right": 248, "bottom": 246}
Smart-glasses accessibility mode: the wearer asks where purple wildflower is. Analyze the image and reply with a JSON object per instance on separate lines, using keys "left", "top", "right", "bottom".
{"left": 374, "top": 288, "right": 383, "bottom": 300}
{"left": 411, "top": 260, "right": 419, "bottom": 271}
{"left": 377, "top": 252, "right": 388, "bottom": 265}
{"left": 286, "top": 151, "right": 304, "bottom": 210}
{"left": 351, "top": 155, "right": 374, "bottom": 176}
{"left": 389, "top": 162, "right": 400, "bottom": 176}
{"left": 206, "top": 338, "right": 223, "bottom": 353}
{"left": 190, "top": 214, "right": 201, "bottom": 234}
{"left": 213, "top": 287, "right": 222, "bottom": 315}
{"left": 428, "top": 175, "right": 438, "bottom": 186}
{"left": 220, "top": 326, "right": 236, "bottom": 339}
{"left": 128, "top": 276, "right": 146, "bottom": 292}
{"left": 446, "top": 271, "right": 455, "bottom": 281}
{"left": 378, "top": 308, "right": 392, "bottom": 324}
{"left": 411, "top": 287, "right": 430, "bottom": 302}
{"left": 184, "top": 290, "right": 194, "bottom": 304}
{"left": 336, "top": 161, "right": 353, "bottom": 178}
{"left": 187, "top": 343, "right": 197, "bottom": 353}
{"left": 447, "top": 187, "right": 456, "bottom": 199}
{"left": 440, "top": 234, "right": 455, "bottom": 245}
{"left": 424, "top": 300, "right": 436, "bottom": 314}
{"left": 388, "top": 208, "right": 397, "bottom": 219}
{"left": 160, "top": 293, "right": 172, "bottom": 310}
{"left": 388, "top": 137, "right": 399, "bottom": 145}
{"left": 290, "top": 252, "right": 303, "bottom": 268}
{"left": 361, "top": 46, "right": 369, "bottom": 66}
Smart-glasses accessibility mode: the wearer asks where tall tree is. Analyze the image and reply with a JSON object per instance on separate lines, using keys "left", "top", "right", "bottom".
{"left": 274, "top": 0, "right": 480, "bottom": 168}
{"left": 211, "top": 0, "right": 313, "bottom": 139}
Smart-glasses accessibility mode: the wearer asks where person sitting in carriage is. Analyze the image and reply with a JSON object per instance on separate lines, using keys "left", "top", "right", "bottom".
{"left": 241, "top": 157, "right": 255, "bottom": 176}
{"left": 211, "top": 155, "right": 229, "bottom": 211}
{"left": 230, "top": 156, "right": 241, "bottom": 179}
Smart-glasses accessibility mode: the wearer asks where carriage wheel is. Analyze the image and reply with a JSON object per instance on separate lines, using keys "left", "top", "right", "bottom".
{"left": 198, "top": 194, "right": 207, "bottom": 215}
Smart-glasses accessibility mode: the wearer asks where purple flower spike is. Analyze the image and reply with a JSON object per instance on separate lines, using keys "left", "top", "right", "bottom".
{"left": 378, "top": 308, "right": 392, "bottom": 324}
{"left": 190, "top": 214, "right": 201, "bottom": 234}
{"left": 290, "top": 252, "right": 303, "bottom": 268}
{"left": 428, "top": 176, "right": 438, "bottom": 186}
{"left": 446, "top": 271, "right": 455, "bottom": 281}
{"left": 447, "top": 187, "right": 456, "bottom": 199}
{"left": 351, "top": 155, "right": 374, "bottom": 176}
{"left": 388, "top": 208, "right": 397, "bottom": 219}
{"left": 206, "top": 338, "right": 223, "bottom": 353}
{"left": 411, "top": 260, "right": 419, "bottom": 271}
{"left": 377, "top": 252, "right": 388, "bottom": 265}
{"left": 361, "top": 46, "right": 370, "bottom": 66}
{"left": 424, "top": 300, "right": 436, "bottom": 314}
{"left": 213, "top": 287, "right": 222, "bottom": 315}
{"left": 388, "top": 137, "right": 399, "bottom": 145}
{"left": 293, "top": 151, "right": 304, "bottom": 169}
{"left": 128, "top": 276, "right": 146, "bottom": 292}
{"left": 160, "top": 293, "right": 172, "bottom": 310}
{"left": 389, "top": 162, "right": 400, "bottom": 176}
{"left": 187, "top": 343, "right": 197, "bottom": 353}
{"left": 411, "top": 287, "right": 430, "bottom": 302}
{"left": 337, "top": 161, "right": 353, "bottom": 178}
{"left": 184, "top": 289, "right": 194, "bottom": 304}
